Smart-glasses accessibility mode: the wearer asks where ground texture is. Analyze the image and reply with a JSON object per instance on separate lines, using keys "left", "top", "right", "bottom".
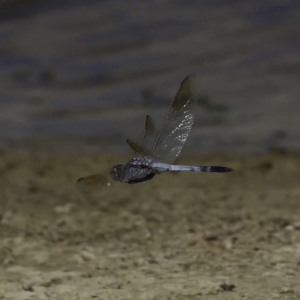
{"left": 0, "top": 151, "right": 300, "bottom": 299}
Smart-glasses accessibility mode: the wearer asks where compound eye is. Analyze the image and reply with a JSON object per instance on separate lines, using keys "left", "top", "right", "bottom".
{"left": 110, "top": 165, "right": 123, "bottom": 179}
{"left": 112, "top": 169, "right": 117, "bottom": 176}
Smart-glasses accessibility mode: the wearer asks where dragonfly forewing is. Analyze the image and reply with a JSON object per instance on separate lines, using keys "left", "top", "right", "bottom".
{"left": 126, "top": 139, "right": 152, "bottom": 160}
{"left": 128, "top": 115, "right": 159, "bottom": 160}
{"left": 137, "top": 115, "right": 157, "bottom": 148}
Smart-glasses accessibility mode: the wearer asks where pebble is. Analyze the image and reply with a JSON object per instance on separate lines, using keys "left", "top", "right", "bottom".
{"left": 54, "top": 203, "right": 73, "bottom": 214}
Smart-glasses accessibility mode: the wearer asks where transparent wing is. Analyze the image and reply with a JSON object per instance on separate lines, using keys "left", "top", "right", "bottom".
{"left": 127, "top": 115, "right": 158, "bottom": 159}
{"left": 151, "top": 73, "right": 199, "bottom": 163}
{"left": 126, "top": 139, "right": 151, "bottom": 159}
{"left": 137, "top": 115, "right": 158, "bottom": 150}
{"left": 76, "top": 169, "right": 117, "bottom": 192}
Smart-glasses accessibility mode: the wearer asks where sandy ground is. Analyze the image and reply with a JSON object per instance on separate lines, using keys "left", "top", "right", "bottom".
{"left": 0, "top": 150, "right": 300, "bottom": 299}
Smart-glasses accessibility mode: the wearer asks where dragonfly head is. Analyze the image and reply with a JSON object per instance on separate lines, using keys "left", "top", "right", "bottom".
{"left": 110, "top": 164, "right": 124, "bottom": 181}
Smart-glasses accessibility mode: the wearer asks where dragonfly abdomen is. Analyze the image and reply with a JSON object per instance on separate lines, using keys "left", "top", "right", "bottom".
{"left": 169, "top": 165, "right": 233, "bottom": 172}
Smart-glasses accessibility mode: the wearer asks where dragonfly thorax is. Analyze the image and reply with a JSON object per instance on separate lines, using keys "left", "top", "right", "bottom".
{"left": 114, "top": 157, "right": 154, "bottom": 184}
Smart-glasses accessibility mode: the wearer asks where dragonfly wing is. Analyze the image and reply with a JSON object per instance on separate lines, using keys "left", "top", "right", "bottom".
{"left": 151, "top": 74, "right": 200, "bottom": 163}
{"left": 127, "top": 115, "right": 159, "bottom": 159}
{"left": 76, "top": 169, "right": 117, "bottom": 192}
{"left": 139, "top": 115, "right": 158, "bottom": 151}
{"left": 126, "top": 139, "right": 152, "bottom": 159}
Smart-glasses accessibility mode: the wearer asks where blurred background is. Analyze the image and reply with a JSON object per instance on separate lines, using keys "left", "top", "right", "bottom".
{"left": 0, "top": 0, "right": 299, "bottom": 154}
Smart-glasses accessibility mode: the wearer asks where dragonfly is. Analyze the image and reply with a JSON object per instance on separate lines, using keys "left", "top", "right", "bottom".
{"left": 77, "top": 74, "right": 233, "bottom": 191}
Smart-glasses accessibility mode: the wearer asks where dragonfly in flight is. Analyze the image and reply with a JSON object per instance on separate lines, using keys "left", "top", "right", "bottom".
{"left": 77, "top": 74, "right": 233, "bottom": 191}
